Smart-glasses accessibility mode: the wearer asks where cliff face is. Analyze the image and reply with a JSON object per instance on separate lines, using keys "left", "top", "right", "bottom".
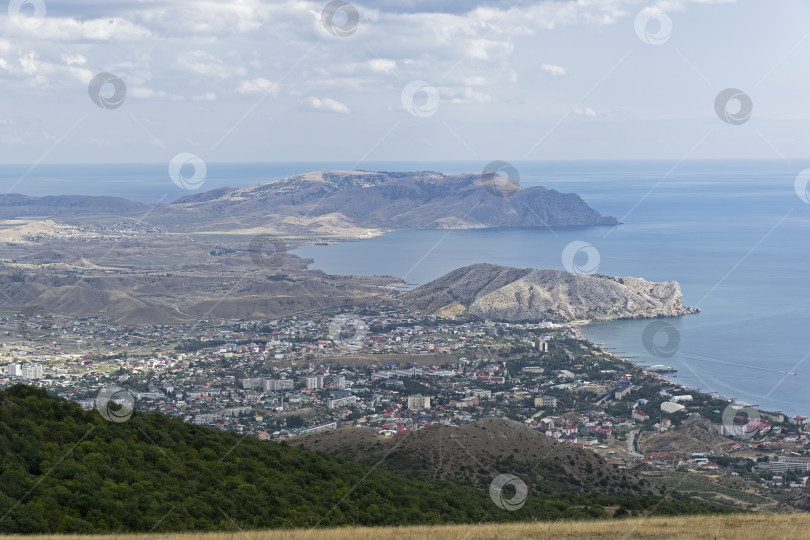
{"left": 402, "top": 263, "right": 697, "bottom": 323}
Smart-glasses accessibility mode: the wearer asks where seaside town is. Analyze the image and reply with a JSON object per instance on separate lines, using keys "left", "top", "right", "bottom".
{"left": 3, "top": 306, "right": 810, "bottom": 508}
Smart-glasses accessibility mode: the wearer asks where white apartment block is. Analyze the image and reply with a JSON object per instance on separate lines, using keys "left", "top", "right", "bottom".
{"left": 407, "top": 394, "right": 430, "bottom": 411}
{"left": 327, "top": 395, "right": 357, "bottom": 409}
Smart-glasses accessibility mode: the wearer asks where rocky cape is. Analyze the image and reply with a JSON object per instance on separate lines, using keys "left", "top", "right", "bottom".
{"left": 402, "top": 263, "right": 698, "bottom": 323}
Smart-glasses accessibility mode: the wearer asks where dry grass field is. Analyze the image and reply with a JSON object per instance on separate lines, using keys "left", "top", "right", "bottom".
{"left": 2, "top": 514, "right": 808, "bottom": 540}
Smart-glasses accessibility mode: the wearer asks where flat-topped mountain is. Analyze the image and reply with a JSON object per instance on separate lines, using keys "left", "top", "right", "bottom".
{"left": 161, "top": 170, "right": 617, "bottom": 236}
{"left": 402, "top": 263, "right": 697, "bottom": 322}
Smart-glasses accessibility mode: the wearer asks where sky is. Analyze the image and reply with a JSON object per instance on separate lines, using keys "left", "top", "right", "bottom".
{"left": 0, "top": 0, "right": 809, "bottom": 164}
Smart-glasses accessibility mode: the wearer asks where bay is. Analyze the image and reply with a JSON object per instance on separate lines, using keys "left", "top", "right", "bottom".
{"left": 294, "top": 160, "right": 810, "bottom": 417}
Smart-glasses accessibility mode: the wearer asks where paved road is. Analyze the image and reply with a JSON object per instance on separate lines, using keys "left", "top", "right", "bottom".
{"left": 627, "top": 429, "right": 643, "bottom": 457}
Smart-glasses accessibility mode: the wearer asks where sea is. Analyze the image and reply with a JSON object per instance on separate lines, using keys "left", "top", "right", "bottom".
{"left": 3, "top": 160, "right": 810, "bottom": 417}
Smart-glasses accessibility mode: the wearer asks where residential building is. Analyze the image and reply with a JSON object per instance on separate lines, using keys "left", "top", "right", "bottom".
{"left": 756, "top": 459, "right": 810, "bottom": 473}
{"left": 264, "top": 378, "right": 294, "bottom": 391}
{"left": 6, "top": 363, "right": 22, "bottom": 377}
{"left": 534, "top": 395, "right": 558, "bottom": 408}
{"left": 327, "top": 395, "right": 357, "bottom": 409}
{"left": 305, "top": 376, "right": 323, "bottom": 390}
{"left": 21, "top": 363, "right": 43, "bottom": 380}
{"left": 407, "top": 394, "right": 430, "bottom": 411}
{"left": 632, "top": 409, "right": 649, "bottom": 422}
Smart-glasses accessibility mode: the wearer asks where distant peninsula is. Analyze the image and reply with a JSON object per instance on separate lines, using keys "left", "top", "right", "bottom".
{"left": 0, "top": 170, "right": 618, "bottom": 240}
{"left": 160, "top": 170, "right": 618, "bottom": 238}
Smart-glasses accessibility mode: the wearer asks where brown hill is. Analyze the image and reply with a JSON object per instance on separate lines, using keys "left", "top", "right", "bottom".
{"left": 289, "top": 418, "right": 653, "bottom": 498}
{"left": 639, "top": 414, "right": 733, "bottom": 456}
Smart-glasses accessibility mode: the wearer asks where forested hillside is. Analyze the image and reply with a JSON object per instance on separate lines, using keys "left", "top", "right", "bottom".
{"left": 0, "top": 386, "right": 738, "bottom": 533}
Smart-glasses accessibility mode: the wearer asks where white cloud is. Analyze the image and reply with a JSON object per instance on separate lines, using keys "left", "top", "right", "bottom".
{"left": 463, "top": 76, "right": 488, "bottom": 86}
{"left": 236, "top": 78, "right": 276, "bottom": 95}
{"left": 444, "top": 86, "right": 493, "bottom": 104}
{"left": 540, "top": 63, "right": 566, "bottom": 76}
{"left": 176, "top": 50, "right": 246, "bottom": 79}
{"left": 302, "top": 96, "right": 350, "bottom": 113}
{"left": 573, "top": 107, "right": 598, "bottom": 117}
{"left": 0, "top": 47, "right": 92, "bottom": 87}
{"left": 0, "top": 132, "right": 24, "bottom": 144}
{"left": 468, "top": 39, "right": 514, "bottom": 60}
{"left": 366, "top": 59, "right": 397, "bottom": 73}
{"left": 0, "top": 0, "right": 781, "bottom": 163}
{"left": 62, "top": 54, "right": 87, "bottom": 66}
{"left": 2, "top": 17, "right": 153, "bottom": 42}
{"left": 130, "top": 87, "right": 168, "bottom": 99}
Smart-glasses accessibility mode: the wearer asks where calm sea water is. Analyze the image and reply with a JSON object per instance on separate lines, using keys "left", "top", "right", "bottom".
{"left": 3, "top": 160, "right": 810, "bottom": 416}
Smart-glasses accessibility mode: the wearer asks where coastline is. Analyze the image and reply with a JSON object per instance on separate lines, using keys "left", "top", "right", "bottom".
{"left": 292, "top": 216, "right": 808, "bottom": 421}
{"left": 571, "top": 324, "right": 804, "bottom": 422}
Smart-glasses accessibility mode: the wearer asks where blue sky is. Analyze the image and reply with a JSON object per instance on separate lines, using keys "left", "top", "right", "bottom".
{"left": 0, "top": 0, "right": 808, "bottom": 164}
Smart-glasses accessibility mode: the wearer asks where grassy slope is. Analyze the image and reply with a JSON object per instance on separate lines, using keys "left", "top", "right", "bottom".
{"left": 0, "top": 514, "right": 806, "bottom": 540}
